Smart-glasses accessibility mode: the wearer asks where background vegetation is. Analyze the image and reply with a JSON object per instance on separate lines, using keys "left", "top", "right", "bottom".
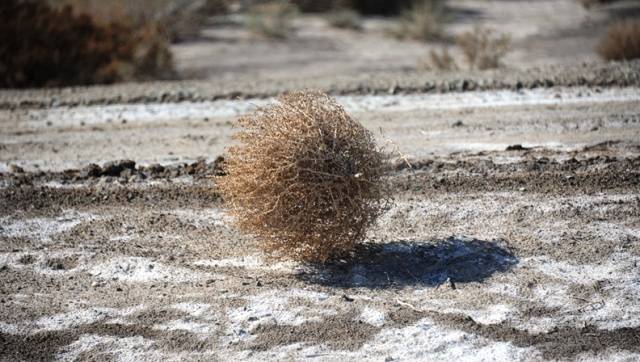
{"left": 1, "top": 0, "right": 637, "bottom": 88}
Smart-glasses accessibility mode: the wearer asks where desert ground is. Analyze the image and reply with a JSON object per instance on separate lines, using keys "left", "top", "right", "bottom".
{"left": 2, "top": 0, "right": 640, "bottom": 361}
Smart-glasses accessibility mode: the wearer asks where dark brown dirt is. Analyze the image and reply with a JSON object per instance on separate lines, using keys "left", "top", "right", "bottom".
{"left": 0, "top": 184, "right": 219, "bottom": 219}
{"left": 1, "top": 157, "right": 225, "bottom": 187}
{"left": 395, "top": 155, "right": 640, "bottom": 194}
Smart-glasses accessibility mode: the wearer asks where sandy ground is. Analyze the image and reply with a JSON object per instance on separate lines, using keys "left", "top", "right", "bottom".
{"left": 1, "top": 0, "right": 640, "bottom": 360}
{"left": 1, "top": 77, "right": 639, "bottom": 360}
{"left": 2, "top": 85, "right": 639, "bottom": 172}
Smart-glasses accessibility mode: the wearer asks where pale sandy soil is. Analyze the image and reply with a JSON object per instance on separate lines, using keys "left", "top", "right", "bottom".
{"left": 2, "top": 86, "right": 639, "bottom": 172}
{"left": 1, "top": 82, "right": 639, "bottom": 360}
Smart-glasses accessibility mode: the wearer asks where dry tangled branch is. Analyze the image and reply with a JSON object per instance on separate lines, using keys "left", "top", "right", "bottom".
{"left": 217, "top": 91, "right": 390, "bottom": 263}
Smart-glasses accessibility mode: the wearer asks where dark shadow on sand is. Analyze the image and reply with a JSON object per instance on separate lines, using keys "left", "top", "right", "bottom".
{"left": 296, "top": 237, "right": 518, "bottom": 289}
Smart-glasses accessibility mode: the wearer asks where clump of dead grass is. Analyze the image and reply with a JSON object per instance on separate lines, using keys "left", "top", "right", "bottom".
{"left": 457, "top": 27, "right": 510, "bottom": 70}
{"left": 217, "top": 91, "right": 390, "bottom": 263}
{"left": 54, "top": 0, "right": 229, "bottom": 43}
{"left": 422, "top": 27, "right": 510, "bottom": 71}
{"left": 247, "top": 0, "right": 299, "bottom": 39}
{"left": 392, "top": 0, "right": 446, "bottom": 41}
{"left": 327, "top": 8, "right": 363, "bottom": 30}
{"left": 596, "top": 18, "right": 640, "bottom": 61}
{"left": 423, "top": 47, "right": 458, "bottom": 71}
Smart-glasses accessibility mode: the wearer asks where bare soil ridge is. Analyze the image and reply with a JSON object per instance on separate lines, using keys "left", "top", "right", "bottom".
{"left": 1, "top": 60, "right": 639, "bottom": 110}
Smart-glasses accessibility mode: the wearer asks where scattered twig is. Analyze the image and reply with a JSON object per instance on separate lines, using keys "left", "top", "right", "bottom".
{"left": 342, "top": 294, "right": 355, "bottom": 302}
{"left": 396, "top": 298, "right": 424, "bottom": 312}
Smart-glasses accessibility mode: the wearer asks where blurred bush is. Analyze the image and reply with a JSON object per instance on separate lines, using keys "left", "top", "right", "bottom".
{"left": 457, "top": 27, "right": 510, "bottom": 70}
{"left": 597, "top": 18, "right": 640, "bottom": 61}
{"left": 327, "top": 8, "right": 363, "bottom": 30}
{"left": 423, "top": 27, "right": 510, "bottom": 71}
{"left": 247, "top": 0, "right": 299, "bottom": 39}
{"left": 54, "top": 0, "right": 231, "bottom": 43}
{"left": 392, "top": 0, "right": 446, "bottom": 41}
{"left": 203, "top": 0, "right": 233, "bottom": 14}
{"left": 424, "top": 47, "right": 458, "bottom": 71}
{"left": 0, "top": 0, "right": 175, "bottom": 88}
{"left": 578, "top": 0, "right": 621, "bottom": 9}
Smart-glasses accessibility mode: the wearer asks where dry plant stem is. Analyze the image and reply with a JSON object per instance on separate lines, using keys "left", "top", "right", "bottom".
{"left": 396, "top": 299, "right": 424, "bottom": 313}
{"left": 218, "top": 91, "right": 390, "bottom": 263}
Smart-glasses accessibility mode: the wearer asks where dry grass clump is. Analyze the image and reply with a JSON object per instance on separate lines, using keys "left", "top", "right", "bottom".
{"left": 392, "top": 0, "right": 446, "bottom": 41}
{"left": 55, "top": 0, "right": 230, "bottom": 43}
{"left": 247, "top": 0, "right": 299, "bottom": 39}
{"left": 422, "top": 27, "right": 510, "bottom": 71}
{"left": 457, "top": 27, "right": 510, "bottom": 70}
{"left": 596, "top": 19, "right": 640, "bottom": 61}
{"left": 218, "top": 91, "right": 390, "bottom": 263}
{"left": 327, "top": 8, "right": 363, "bottom": 30}
{"left": 424, "top": 47, "right": 458, "bottom": 71}
{"left": 0, "top": 0, "right": 174, "bottom": 88}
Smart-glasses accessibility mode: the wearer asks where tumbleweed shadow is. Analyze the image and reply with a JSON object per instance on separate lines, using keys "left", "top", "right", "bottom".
{"left": 296, "top": 237, "right": 518, "bottom": 288}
